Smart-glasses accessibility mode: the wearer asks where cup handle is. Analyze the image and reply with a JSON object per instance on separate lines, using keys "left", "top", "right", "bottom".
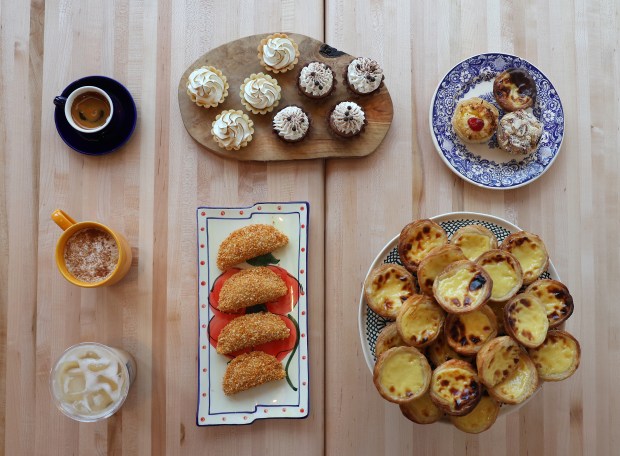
{"left": 51, "top": 209, "right": 77, "bottom": 231}
{"left": 54, "top": 96, "right": 67, "bottom": 107}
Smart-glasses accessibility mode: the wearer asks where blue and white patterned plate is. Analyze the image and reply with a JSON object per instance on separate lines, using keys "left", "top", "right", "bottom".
{"left": 429, "top": 53, "right": 564, "bottom": 189}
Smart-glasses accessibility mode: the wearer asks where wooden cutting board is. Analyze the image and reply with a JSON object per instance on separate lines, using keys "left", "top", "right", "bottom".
{"left": 177, "top": 32, "right": 393, "bottom": 161}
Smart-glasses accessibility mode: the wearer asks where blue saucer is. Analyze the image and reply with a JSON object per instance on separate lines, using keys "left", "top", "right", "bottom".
{"left": 54, "top": 76, "right": 137, "bottom": 156}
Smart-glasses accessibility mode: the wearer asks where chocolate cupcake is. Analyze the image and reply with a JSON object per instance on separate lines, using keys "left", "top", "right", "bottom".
{"left": 345, "top": 57, "right": 384, "bottom": 95}
{"left": 272, "top": 105, "right": 310, "bottom": 143}
{"left": 328, "top": 101, "right": 366, "bottom": 138}
{"left": 297, "top": 62, "right": 335, "bottom": 99}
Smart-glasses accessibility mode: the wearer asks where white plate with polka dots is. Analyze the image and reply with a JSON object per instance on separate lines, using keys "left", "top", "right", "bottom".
{"left": 197, "top": 202, "right": 309, "bottom": 426}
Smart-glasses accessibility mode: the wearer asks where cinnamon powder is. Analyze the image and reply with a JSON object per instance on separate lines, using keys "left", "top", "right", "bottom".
{"left": 64, "top": 228, "right": 119, "bottom": 283}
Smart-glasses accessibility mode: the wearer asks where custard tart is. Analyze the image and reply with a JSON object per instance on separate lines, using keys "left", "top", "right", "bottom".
{"left": 525, "top": 279, "right": 574, "bottom": 328}
{"left": 417, "top": 245, "right": 466, "bottom": 296}
{"left": 445, "top": 305, "right": 498, "bottom": 356}
{"left": 488, "top": 301, "right": 507, "bottom": 335}
{"left": 476, "top": 249, "right": 523, "bottom": 302}
{"left": 450, "top": 225, "right": 498, "bottom": 261}
{"left": 398, "top": 220, "right": 448, "bottom": 273}
{"left": 450, "top": 394, "right": 500, "bottom": 434}
{"left": 488, "top": 351, "right": 539, "bottom": 404}
{"left": 430, "top": 359, "right": 481, "bottom": 416}
{"left": 500, "top": 231, "right": 549, "bottom": 285}
{"left": 504, "top": 293, "right": 549, "bottom": 348}
{"left": 528, "top": 330, "right": 580, "bottom": 381}
{"left": 426, "top": 332, "right": 473, "bottom": 368}
{"left": 373, "top": 346, "right": 431, "bottom": 404}
{"left": 433, "top": 260, "right": 492, "bottom": 314}
{"left": 400, "top": 391, "right": 443, "bottom": 424}
{"left": 364, "top": 264, "right": 415, "bottom": 319}
{"left": 476, "top": 336, "right": 523, "bottom": 388}
{"left": 493, "top": 68, "right": 537, "bottom": 112}
{"left": 374, "top": 324, "right": 406, "bottom": 359}
{"left": 396, "top": 295, "right": 446, "bottom": 348}
{"left": 451, "top": 97, "right": 499, "bottom": 143}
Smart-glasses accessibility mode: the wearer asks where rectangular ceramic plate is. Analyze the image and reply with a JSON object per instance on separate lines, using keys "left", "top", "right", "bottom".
{"left": 197, "top": 202, "right": 309, "bottom": 426}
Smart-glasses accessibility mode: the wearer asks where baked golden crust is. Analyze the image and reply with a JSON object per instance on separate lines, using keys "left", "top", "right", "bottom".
{"left": 364, "top": 264, "right": 415, "bottom": 319}
{"left": 400, "top": 391, "right": 443, "bottom": 424}
{"left": 488, "top": 351, "right": 539, "bottom": 404}
{"left": 450, "top": 225, "right": 498, "bottom": 261}
{"left": 528, "top": 330, "right": 580, "bottom": 382}
{"left": 222, "top": 351, "right": 285, "bottom": 395}
{"left": 398, "top": 220, "right": 448, "bottom": 273}
{"left": 429, "top": 360, "right": 481, "bottom": 416}
{"left": 445, "top": 305, "right": 498, "bottom": 356}
{"left": 451, "top": 97, "right": 499, "bottom": 143}
{"left": 218, "top": 267, "right": 288, "bottom": 313}
{"left": 504, "top": 292, "right": 549, "bottom": 348}
{"left": 216, "top": 312, "right": 290, "bottom": 355}
{"left": 500, "top": 231, "right": 549, "bottom": 285}
{"left": 525, "top": 279, "right": 574, "bottom": 328}
{"left": 450, "top": 394, "right": 500, "bottom": 434}
{"left": 374, "top": 324, "right": 406, "bottom": 359}
{"left": 396, "top": 295, "right": 446, "bottom": 348}
{"left": 488, "top": 301, "right": 507, "bottom": 336}
{"left": 493, "top": 68, "right": 537, "bottom": 112}
{"left": 476, "top": 336, "right": 523, "bottom": 388}
{"left": 426, "top": 332, "right": 473, "bottom": 368}
{"left": 373, "top": 346, "right": 431, "bottom": 404}
{"left": 417, "top": 245, "right": 466, "bottom": 295}
{"left": 433, "top": 260, "right": 493, "bottom": 314}
{"left": 476, "top": 249, "right": 523, "bottom": 302}
{"left": 217, "top": 224, "right": 289, "bottom": 270}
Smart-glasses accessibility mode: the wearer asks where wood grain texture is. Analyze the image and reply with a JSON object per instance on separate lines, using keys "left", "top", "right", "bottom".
{"left": 178, "top": 32, "right": 393, "bottom": 161}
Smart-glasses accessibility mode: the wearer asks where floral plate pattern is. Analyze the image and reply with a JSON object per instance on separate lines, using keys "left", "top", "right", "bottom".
{"left": 429, "top": 53, "right": 564, "bottom": 189}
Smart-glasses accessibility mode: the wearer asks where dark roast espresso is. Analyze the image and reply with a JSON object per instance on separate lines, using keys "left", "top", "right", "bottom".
{"left": 71, "top": 91, "right": 111, "bottom": 129}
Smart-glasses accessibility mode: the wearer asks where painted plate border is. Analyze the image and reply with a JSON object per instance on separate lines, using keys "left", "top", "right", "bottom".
{"left": 197, "top": 202, "right": 310, "bottom": 426}
{"left": 358, "top": 212, "right": 560, "bottom": 420}
{"left": 429, "top": 53, "right": 565, "bottom": 189}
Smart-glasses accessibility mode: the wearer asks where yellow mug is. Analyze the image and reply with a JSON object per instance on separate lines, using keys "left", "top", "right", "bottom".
{"left": 52, "top": 209, "right": 132, "bottom": 287}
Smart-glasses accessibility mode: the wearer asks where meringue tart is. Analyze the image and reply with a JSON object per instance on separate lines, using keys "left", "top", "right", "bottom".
{"left": 374, "top": 324, "right": 406, "bottom": 359}
{"left": 451, "top": 97, "right": 499, "bottom": 143}
{"left": 504, "top": 292, "right": 549, "bottom": 348}
{"left": 528, "top": 330, "right": 580, "bottom": 382}
{"left": 396, "top": 295, "right": 446, "bottom": 348}
{"left": 430, "top": 359, "right": 481, "bottom": 416}
{"left": 488, "top": 351, "right": 539, "bottom": 404}
{"left": 500, "top": 231, "right": 549, "bottom": 285}
{"left": 450, "top": 394, "right": 500, "bottom": 434}
{"left": 476, "top": 336, "right": 523, "bottom": 388}
{"left": 373, "top": 346, "right": 431, "bottom": 404}
{"left": 400, "top": 391, "right": 443, "bottom": 424}
{"left": 426, "top": 332, "right": 472, "bottom": 368}
{"left": 364, "top": 264, "right": 415, "bottom": 319}
{"left": 433, "top": 260, "right": 492, "bottom": 314}
{"left": 417, "top": 245, "right": 466, "bottom": 295}
{"left": 450, "top": 225, "right": 498, "bottom": 261}
{"left": 476, "top": 250, "right": 523, "bottom": 302}
{"left": 525, "top": 279, "right": 574, "bottom": 328}
{"left": 445, "top": 305, "right": 498, "bottom": 356}
{"left": 398, "top": 220, "right": 448, "bottom": 273}
{"left": 493, "top": 68, "right": 537, "bottom": 112}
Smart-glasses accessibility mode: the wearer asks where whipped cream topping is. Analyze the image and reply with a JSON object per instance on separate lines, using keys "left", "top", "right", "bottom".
{"left": 299, "top": 62, "right": 334, "bottom": 97}
{"left": 330, "top": 102, "right": 365, "bottom": 135}
{"left": 241, "top": 75, "right": 280, "bottom": 110}
{"left": 273, "top": 106, "right": 309, "bottom": 141}
{"left": 262, "top": 37, "right": 297, "bottom": 70}
{"left": 347, "top": 57, "right": 383, "bottom": 94}
{"left": 212, "top": 110, "right": 253, "bottom": 149}
{"left": 497, "top": 110, "right": 543, "bottom": 155}
{"left": 187, "top": 67, "right": 227, "bottom": 107}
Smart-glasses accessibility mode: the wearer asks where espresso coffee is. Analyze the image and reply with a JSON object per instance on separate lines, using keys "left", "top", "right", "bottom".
{"left": 70, "top": 91, "right": 111, "bottom": 129}
{"left": 64, "top": 228, "right": 119, "bottom": 283}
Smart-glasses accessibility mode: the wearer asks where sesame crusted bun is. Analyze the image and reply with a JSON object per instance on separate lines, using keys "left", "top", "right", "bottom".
{"left": 222, "top": 351, "right": 285, "bottom": 395}
{"left": 217, "top": 267, "right": 288, "bottom": 313}
{"left": 217, "top": 224, "right": 289, "bottom": 270}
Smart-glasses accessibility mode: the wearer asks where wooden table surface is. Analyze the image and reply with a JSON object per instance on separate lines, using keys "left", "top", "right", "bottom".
{"left": 1, "top": 1, "right": 618, "bottom": 455}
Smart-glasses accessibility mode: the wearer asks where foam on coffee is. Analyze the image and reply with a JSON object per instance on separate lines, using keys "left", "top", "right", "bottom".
{"left": 63, "top": 228, "right": 119, "bottom": 283}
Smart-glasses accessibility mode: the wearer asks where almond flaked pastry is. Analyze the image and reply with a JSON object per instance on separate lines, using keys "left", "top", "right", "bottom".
{"left": 417, "top": 244, "right": 466, "bottom": 296}
{"left": 400, "top": 391, "right": 443, "bottom": 424}
{"left": 488, "top": 351, "right": 539, "bottom": 405}
{"left": 398, "top": 220, "right": 448, "bottom": 273}
{"left": 396, "top": 294, "right": 446, "bottom": 348}
{"left": 430, "top": 359, "right": 481, "bottom": 416}
{"left": 504, "top": 292, "right": 549, "bottom": 348}
{"left": 500, "top": 231, "right": 549, "bottom": 285}
{"left": 527, "top": 330, "right": 580, "bottom": 382}
{"left": 374, "top": 324, "right": 406, "bottom": 359}
{"left": 217, "top": 224, "right": 288, "bottom": 271}
{"left": 525, "top": 279, "right": 574, "bottom": 328}
{"left": 433, "top": 260, "right": 493, "bottom": 314}
{"left": 445, "top": 305, "right": 498, "bottom": 356}
{"left": 476, "top": 249, "right": 523, "bottom": 302}
{"left": 450, "top": 225, "right": 498, "bottom": 261}
{"left": 476, "top": 336, "right": 523, "bottom": 388}
{"left": 364, "top": 264, "right": 415, "bottom": 319}
{"left": 373, "top": 346, "right": 431, "bottom": 404}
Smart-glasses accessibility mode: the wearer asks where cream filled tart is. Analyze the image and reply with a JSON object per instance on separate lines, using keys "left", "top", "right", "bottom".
{"left": 493, "top": 68, "right": 537, "bottom": 112}
{"left": 449, "top": 394, "right": 500, "bottom": 434}
{"left": 527, "top": 329, "right": 580, "bottom": 381}
{"left": 399, "top": 391, "right": 443, "bottom": 424}
{"left": 364, "top": 264, "right": 415, "bottom": 319}
{"left": 345, "top": 57, "right": 384, "bottom": 95}
{"left": 429, "top": 359, "right": 481, "bottom": 416}
{"left": 504, "top": 292, "right": 549, "bottom": 348}
{"left": 476, "top": 335, "right": 523, "bottom": 388}
{"left": 257, "top": 33, "right": 299, "bottom": 74}
{"left": 272, "top": 105, "right": 310, "bottom": 143}
{"left": 186, "top": 66, "right": 229, "bottom": 108}
{"left": 328, "top": 101, "right": 366, "bottom": 138}
{"left": 500, "top": 231, "right": 549, "bottom": 285}
{"left": 525, "top": 279, "right": 574, "bottom": 328}
{"left": 396, "top": 294, "right": 446, "bottom": 348}
{"left": 451, "top": 97, "right": 499, "bottom": 143}
{"left": 476, "top": 249, "right": 523, "bottom": 302}
{"left": 487, "top": 350, "right": 538, "bottom": 405}
{"left": 450, "top": 225, "right": 498, "bottom": 261}
{"left": 433, "top": 260, "right": 492, "bottom": 314}
{"left": 497, "top": 110, "right": 543, "bottom": 155}
{"left": 239, "top": 73, "right": 281, "bottom": 114}
{"left": 445, "top": 305, "right": 498, "bottom": 356}
{"left": 211, "top": 110, "right": 254, "bottom": 151}
{"left": 417, "top": 244, "right": 466, "bottom": 296}
{"left": 374, "top": 324, "right": 406, "bottom": 359}
{"left": 398, "top": 219, "right": 448, "bottom": 273}
{"left": 373, "top": 346, "right": 431, "bottom": 404}
{"left": 298, "top": 61, "right": 335, "bottom": 99}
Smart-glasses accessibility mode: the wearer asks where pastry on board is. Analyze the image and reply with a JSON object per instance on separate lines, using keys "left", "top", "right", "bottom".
{"left": 211, "top": 109, "right": 255, "bottom": 151}
{"left": 272, "top": 105, "right": 311, "bottom": 143}
{"left": 186, "top": 65, "right": 229, "bottom": 108}
{"left": 217, "top": 224, "right": 288, "bottom": 270}
{"left": 345, "top": 57, "right": 384, "bottom": 95}
{"left": 398, "top": 219, "right": 448, "bottom": 273}
{"left": 257, "top": 33, "right": 300, "bottom": 74}
{"left": 239, "top": 72, "right": 281, "bottom": 114}
{"left": 298, "top": 61, "right": 336, "bottom": 99}
{"left": 328, "top": 101, "right": 367, "bottom": 138}
{"left": 451, "top": 97, "right": 499, "bottom": 143}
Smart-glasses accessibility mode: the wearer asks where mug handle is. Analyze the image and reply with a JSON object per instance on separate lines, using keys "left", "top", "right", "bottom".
{"left": 51, "top": 209, "right": 77, "bottom": 231}
{"left": 53, "top": 96, "right": 67, "bottom": 107}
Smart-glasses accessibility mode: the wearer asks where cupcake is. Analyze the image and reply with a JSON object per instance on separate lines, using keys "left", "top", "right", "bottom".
{"left": 497, "top": 110, "right": 543, "bottom": 155}
{"left": 297, "top": 62, "right": 335, "bottom": 99}
{"left": 257, "top": 33, "right": 300, "bottom": 74}
{"left": 451, "top": 97, "right": 499, "bottom": 143}
{"left": 239, "top": 73, "right": 281, "bottom": 114}
{"left": 345, "top": 57, "right": 384, "bottom": 95}
{"left": 211, "top": 110, "right": 254, "bottom": 151}
{"left": 328, "top": 101, "right": 366, "bottom": 138}
{"left": 272, "top": 106, "right": 310, "bottom": 143}
{"left": 186, "top": 66, "right": 229, "bottom": 108}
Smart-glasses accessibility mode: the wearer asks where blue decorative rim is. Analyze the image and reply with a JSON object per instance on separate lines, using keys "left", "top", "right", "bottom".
{"left": 429, "top": 53, "right": 564, "bottom": 189}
